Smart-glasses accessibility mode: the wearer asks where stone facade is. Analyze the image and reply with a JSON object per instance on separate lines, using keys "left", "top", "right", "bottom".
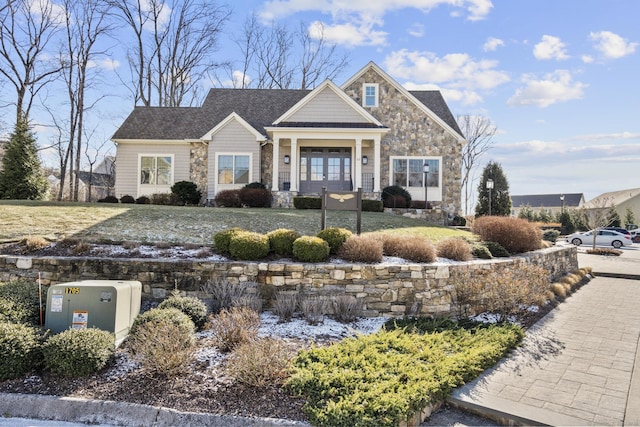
{"left": 0, "top": 246, "right": 577, "bottom": 318}
{"left": 343, "top": 69, "right": 465, "bottom": 215}
{"left": 189, "top": 142, "right": 208, "bottom": 202}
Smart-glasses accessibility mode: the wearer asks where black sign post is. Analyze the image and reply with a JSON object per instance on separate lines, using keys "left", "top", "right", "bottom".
{"left": 321, "top": 187, "right": 362, "bottom": 234}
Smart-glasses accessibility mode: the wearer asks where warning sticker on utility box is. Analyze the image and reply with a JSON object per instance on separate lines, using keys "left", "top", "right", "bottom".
{"left": 72, "top": 310, "right": 88, "bottom": 329}
{"left": 50, "top": 295, "right": 63, "bottom": 312}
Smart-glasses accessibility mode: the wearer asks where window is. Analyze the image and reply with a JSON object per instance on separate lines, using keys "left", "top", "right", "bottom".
{"left": 392, "top": 157, "right": 440, "bottom": 188}
{"left": 363, "top": 83, "right": 378, "bottom": 107}
{"left": 140, "top": 155, "right": 172, "bottom": 185}
{"left": 218, "top": 154, "right": 250, "bottom": 185}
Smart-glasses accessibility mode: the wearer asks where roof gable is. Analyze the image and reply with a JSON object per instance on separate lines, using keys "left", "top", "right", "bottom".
{"left": 274, "top": 80, "right": 383, "bottom": 126}
{"left": 584, "top": 188, "right": 640, "bottom": 208}
{"left": 342, "top": 61, "right": 464, "bottom": 140}
{"left": 202, "top": 112, "right": 266, "bottom": 141}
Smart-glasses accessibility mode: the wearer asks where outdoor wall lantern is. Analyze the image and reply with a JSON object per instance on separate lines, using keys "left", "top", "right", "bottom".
{"left": 362, "top": 155, "right": 368, "bottom": 165}
{"left": 283, "top": 155, "right": 290, "bottom": 164}
{"left": 486, "top": 178, "right": 494, "bottom": 216}
{"left": 423, "top": 162, "right": 430, "bottom": 206}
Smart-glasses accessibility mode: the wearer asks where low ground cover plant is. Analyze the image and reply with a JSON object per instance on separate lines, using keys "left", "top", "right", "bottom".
{"left": 287, "top": 324, "right": 523, "bottom": 427}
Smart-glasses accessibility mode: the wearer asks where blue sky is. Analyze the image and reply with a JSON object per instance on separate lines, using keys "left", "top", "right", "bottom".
{"left": 5, "top": 0, "right": 639, "bottom": 202}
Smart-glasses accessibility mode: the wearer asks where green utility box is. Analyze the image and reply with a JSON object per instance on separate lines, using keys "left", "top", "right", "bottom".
{"left": 45, "top": 280, "right": 142, "bottom": 346}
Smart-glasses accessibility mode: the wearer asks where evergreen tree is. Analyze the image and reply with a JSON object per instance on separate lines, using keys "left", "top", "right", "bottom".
{"left": 624, "top": 207, "right": 636, "bottom": 227}
{"left": 475, "top": 161, "right": 511, "bottom": 217}
{"left": 0, "top": 119, "right": 49, "bottom": 200}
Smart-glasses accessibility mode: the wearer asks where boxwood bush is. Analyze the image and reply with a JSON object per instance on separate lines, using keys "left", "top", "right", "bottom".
{"left": 229, "top": 231, "right": 270, "bottom": 260}
{"left": 317, "top": 227, "right": 352, "bottom": 255}
{"left": 213, "top": 227, "right": 245, "bottom": 255}
{"left": 362, "top": 199, "right": 383, "bottom": 212}
{"left": 129, "top": 307, "right": 195, "bottom": 337}
{"left": 158, "top": 294, "right": 209, "bottom": 329}
{"left": 267, "top": 228, "right": 301, "bottom": 256}
{"left": 0, "top": 280, "right": 44, "bottom": 326}
{"left": 484, "top": 241, "right": 510, "bottom": 258}
{"left": 292, "top": 236, "right": 330, "bottom": 262}
{"left": 293, "top": 197, "right": 321, "bottom": 209}
{"left": 171, "top": 181, "right": 202, "bottom": 205}
{"left": 0, "top": 321, "right": 42, "bottom": 380}
{"left": 42, "top": 328, "right": 115, "bottom": 377}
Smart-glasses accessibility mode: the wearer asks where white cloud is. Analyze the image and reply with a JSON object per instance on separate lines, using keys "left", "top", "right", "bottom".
{"left": 308, "top": 20, "right": 387, "bottom": 47}
{"left": 402, "top": 81, "right": 483, "bottom": 105}
{"left": 87, "top": 58, "right": 120, "bottom": 71}
{"left": 220, "top": 70, "right": 252, "bottom": 88}
{"left": 259, "top": 0, "right": 493, "bottom": 46}
{"left": 589, "top": 31, "right": 638, "bottom": 59}
{"left": 408, "top": 23, "right": 425, "bottom": 37}
{"left": 533, "top": 35, "right": 569, "bottom": 60}
{"left": 581, "top": 55, "right": 594, "bottom": 63}
{"left": 507, "top": 70, "right": 586, "bottom": 108}
{"left": 483, "top": 37, "right": 504, "bottom": 52}
{"left": 569, "top": 131, "right": 640, "bottom": 141}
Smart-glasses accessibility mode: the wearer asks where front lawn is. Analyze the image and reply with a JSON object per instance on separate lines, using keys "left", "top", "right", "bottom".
{"left": 0, "top": 201, "right": 472, "bottom": 245}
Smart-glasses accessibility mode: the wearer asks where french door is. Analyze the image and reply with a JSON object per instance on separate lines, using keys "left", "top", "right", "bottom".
{"left": 299, "top": 148, "right": 352, "bottom": 193}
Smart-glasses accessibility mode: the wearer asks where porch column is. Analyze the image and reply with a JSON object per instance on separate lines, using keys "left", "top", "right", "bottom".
{"left": 290, "top": 138, "right": 298, "bottom": 192}
{"left": 355, "top": 138, "right": 362, "bottom": 190}
{"left": 272, "top": 138, "right": 280, "bottom": 191}
{"left": 373, "top": 135, "right": 381, "bottom": 192}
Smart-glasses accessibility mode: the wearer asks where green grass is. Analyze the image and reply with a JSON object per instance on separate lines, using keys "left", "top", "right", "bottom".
{"left": 0, "top": 201, "right": 472, "bottom": 245}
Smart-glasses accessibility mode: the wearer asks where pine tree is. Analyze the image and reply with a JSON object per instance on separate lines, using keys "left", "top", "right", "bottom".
{"left": 0, "top": 119, "right": 49, "bottom": 200}
{"left": 475, "top": 161, "right": 511, "bottom": 217}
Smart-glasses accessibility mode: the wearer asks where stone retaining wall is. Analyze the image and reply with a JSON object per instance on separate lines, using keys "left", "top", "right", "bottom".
{"left": 0, "top": 246, "right": 577, "bottom": 318}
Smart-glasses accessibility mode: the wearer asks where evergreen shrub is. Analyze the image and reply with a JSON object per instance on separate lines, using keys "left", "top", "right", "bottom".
{"left": 238, "top": 188, "right": 272, "bottom": 207}
{"left": 229, "top": 231, "right": 270, "bottom": 260}
{"left": 471, "top": 243, "right": 493, "bottom": 259}
{"left": 317, "top": 227, "right": 352, "bottom": 254}
{"left": 292, "top": 236, "right": 330, "bottom": 262}
{"left": 42, "top": 328, "right": 115, "bottom": 377}
{"left": 135, "top": 196, "right": 150, "bottom": 204}
{"left": 214, "top": 189, "right": 241, "bottom": 207}
{"left": 129, "top": 307, "right": 195, "bottom": 338}
{"left": 381, "top": 185, "right": 411, "bottom": 208}
{"left": 171, "top": 181, "right": 202, "bottom": 205}
{"left": 213, "top": 228, "right": 245, "bottom": 255}
{"left": 267, "top": 228, "right": 301, "bottom": 256}
{"left": 98, "top": 195, "right": 119, "bottom": 203}
{"left": 120, "top": 195, "right": 135, "bottom": 204}
{"left": 0, "top": 321, "right": 42, "bottom": 380}
{"left": 0, "top": 280, "right": 44, "bottom": 325}
{"left": 293, "top": 196, "right": 321, "bottom": 209}
{"left": 362, "top": 199, "right": 383, "bottom": 212}
{"left": 484, "top": 241, "right": 510, "bottom": 257}
{"left": 158, "top": 293, "right": 208, "bottom": 329}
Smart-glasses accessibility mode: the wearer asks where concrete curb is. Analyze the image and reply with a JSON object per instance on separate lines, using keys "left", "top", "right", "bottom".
{"left": 0, "top": 393, "right": 311, "bottom": 427}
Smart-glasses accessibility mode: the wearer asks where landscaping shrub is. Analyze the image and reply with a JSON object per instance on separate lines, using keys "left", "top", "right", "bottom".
{"left": 42, "top": 328, "right": 115, "bottom": 377}
{"left": 383, "top": 316, "right": 487, "bottom": 334}
{"left": 201, "top": 279, "right": 260, "bottom": 314}
{"left": 71, "top": 240, "right": 92, "bottom": 254}
{"left": 272, "top": 292, "right": 298, "bottom": 322}
{"left": 122, "top": 241, "right": 140, "bottom": 250}
{"left": 436, "top": 237, "right": 472, "bottom": 261}
{"left": 243, "top": 181, "right": 266, "bottom": 189}
{"left": 213, "top": 227, "right": 245, "bottom": 255}
{"left": 542, "top": 229, "right": 561, "bottom": 243}
{"left": 331, "top": 295, "right": 363, "bottom": 323}
{"left": 120, "top": 195, "right": 135, "bottom": 204}
{"left": 135, "top": 195, "right": 150, "bottom": 204}
{"left": 0, "top": 321, "right": 42, "bottom": 380}
{"left": 17, "top": 236, "right": 49, "bottom": 253}
{"left": 238, "top": 188, "right": 272, "bottom": 207}
{"left": 215, "top": 189, "right": 241, "bottom": 207}
{"left": 127, "top": 317, "right": 195, "bottom": 376}
{"left": 550, "top": 282, "right": 567, "bottom": 299}
{"left": 0, "top": 280, "right": 44, "bottom": 325}
{"left": 292, "top": 236, "right": 330, "bottom": 262}
{"left": 158, "top": 293, "right": 208, "bottom": 329}
{"left": 226, "top": 337, "right": 294, "bottom": 387}
{"left": 452, "top": 263, "right": 550, "bottom": 322}
{"left": 317, "top": 227, "right": 352, "bottom": 254}
{"left": 267, "top": 228, "right": 301, "bottom": 256}
{"left": 171, "top": 181, "right": 202, "bottom": 205}
{"left": 229, "top": 231, "right": 270, "bottom": 260}
{"left": 287, "top": 326, "right": 523, "bottom": 427}
{"left": 381, "top": 185, "right": 412, "bottom": 208}
{"left": 150, "top": 192, "right": 181, "bottom": 206}
{"left": 97, "top": 195, "right": 119, "bottom": 203}
{"left": 300, "top": 296, "right": 328, "bottom": 325}
{"left": 207, "top": 307, "right": 260, "bottom": 352}
{"left": 473, "top": 216, "right": 542, "bottom": 254}
{"left": 586, "top": 248, "right": 622, "bottom": 256}
{"left": 484, "top": 241, "right": 510, "bottom": 257}
{"left": 293, "top": 196, "right": 321, "bottom": 209}
{"left": 471, "top": 243, "right": 493, "bottom": 259}
{"left": 381, "top": 234, "right": 436, "bottom": 263}
{"left": 362, "top": 199, "right": 383, "bottom": 212}
{"left": 129, "top": 307, "right": 195, "bottom": 338}
{"left": 339, "top": 235, "right": 383, "bottom": 263}
{"left": 450, "top": 215, "right": 467, "bottom": 226}
{"left": 154, "top": 241, "right": 171, "bottom": 249}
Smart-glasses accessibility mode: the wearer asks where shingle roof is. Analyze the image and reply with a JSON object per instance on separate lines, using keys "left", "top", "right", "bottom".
{"left": 113, "top": 87, "right": 459, "bottom": 140}
{"left": 511, "top": 193, "right": 584, "bottom": 208}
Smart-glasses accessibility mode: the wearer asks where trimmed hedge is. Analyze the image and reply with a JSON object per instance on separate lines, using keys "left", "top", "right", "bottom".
{"left": 213, "top": 228, "right": 245, "bottom": 255}
{"left": 42, "top": 328, "right": 115, "bottom": 377}
{"left": 130, "top": 307, "right": 195, "bottom": 338}
{"left": 267, "top": 228, "right": 301, "bottom": 256}
{"left": 293, "top": 236, "right": 330, "bottom": 262}
{"left": 293, "top": 197, "right": 321, "bottom": 209}
{"left": 229, "top": 231, "right": 270, "bottom": 260}
{"left": 317, "top": 227, "right": 352, "bottom": 255}
{"left": 0, "top": 280, "right": 44, "bottom": 326}
{"left": 0, "top": 321, "right": 42, "bottom": 380}
{"left": 158, "top": 294, "right": 209, "bottom": 329}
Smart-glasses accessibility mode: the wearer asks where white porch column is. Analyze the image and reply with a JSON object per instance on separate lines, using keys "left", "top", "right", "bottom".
{"left": 272, "top": 138, "right": 280, "bottom": 191}
{"left": 290, "top": 138, "right": 298, "bottom": 192}
{"left": 373, "top": 135, "right": 381, "bottom": 192}
{"left": 355, "top": 138, "right": 362, "bottom": 190}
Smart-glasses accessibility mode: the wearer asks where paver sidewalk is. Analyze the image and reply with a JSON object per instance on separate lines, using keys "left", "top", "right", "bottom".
{"left": 450, "top": 276, "right": 640, "bottom": 426}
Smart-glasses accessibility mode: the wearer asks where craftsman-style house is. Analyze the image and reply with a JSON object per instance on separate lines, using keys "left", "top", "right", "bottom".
{"left": 112, "top": 62, "right": 466, "bottom": 214}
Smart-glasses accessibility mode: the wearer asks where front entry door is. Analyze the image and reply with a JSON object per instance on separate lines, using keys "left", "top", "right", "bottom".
{"left": 299, "top": 148, "right": 352, "bottom": 194}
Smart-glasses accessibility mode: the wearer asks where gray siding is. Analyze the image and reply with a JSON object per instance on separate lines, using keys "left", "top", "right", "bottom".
{"left": 207, "top": 119, "right": 261, "bottom": 199}
{"left": 288, "top": 87, "right": 367, "bottom": 123}
{"left": 115, "top": 142, "right": 191, "bottom": 198}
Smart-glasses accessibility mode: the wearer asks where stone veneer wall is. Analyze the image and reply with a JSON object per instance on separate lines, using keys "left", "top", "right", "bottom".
{"left": 190, "top": 142, "right": 208, "bottom": 202}
{"left": 0, "top": 246, "right": 577, "bottom": 318}
{"left": 343, "top": 69, "right": 465, "bottom": 216}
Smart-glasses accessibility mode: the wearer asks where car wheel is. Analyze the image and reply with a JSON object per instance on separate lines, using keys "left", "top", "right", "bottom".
{"left": 612, "top": 240, "right": 623, "bottom": 249}
{"left": 634, "top": 237, "right": 640, "bottom": 243}
{"left": 571, "top": 238, "right": 582, "bottom": 246}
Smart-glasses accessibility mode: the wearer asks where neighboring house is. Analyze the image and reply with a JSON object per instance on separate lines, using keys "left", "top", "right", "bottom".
{"left": 511, "top": 193, "right": 585, "bottom": 217}
{"left": 49, "top": 156, "right": 116, "bottom": 202}
{"left": 112, "top": 62, "right": 466, "bottom": 214}
{"left": 582, "top": 188, "right": 640, "bottom": 225}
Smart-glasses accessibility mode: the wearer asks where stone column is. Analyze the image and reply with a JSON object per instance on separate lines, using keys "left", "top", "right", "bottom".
{"left": 272, "top": 137, "right": 280, "bottom": 191}
{"left": 290, "top": 138, "right": 298, "bottom": 192}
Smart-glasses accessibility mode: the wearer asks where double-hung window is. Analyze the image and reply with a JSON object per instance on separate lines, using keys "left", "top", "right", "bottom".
{"left": 139, "top": 155, "right": 173, "bottom": 196}
{"left": 218, "top": 154, "right": 250, "bottom": 185}
{"left": 363, "top": 83, "right": 379, "bottom": 107}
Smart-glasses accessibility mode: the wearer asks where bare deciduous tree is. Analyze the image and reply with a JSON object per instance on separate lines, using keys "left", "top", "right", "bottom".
{"left": 457, "top": 114, "right": 497, "bottom": 215}
{"left": 579, "top": 196, "right": 616, "bottom": 250}
{"left": 0, "top": 0, "right": 63, "bottom": 125}
{"left": 109, "top": 0, "right": 230, "bottom": 107}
